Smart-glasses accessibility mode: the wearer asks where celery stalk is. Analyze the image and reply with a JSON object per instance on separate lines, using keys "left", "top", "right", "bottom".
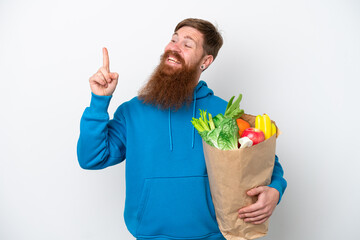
{"left": 208, "top": 113, "right": 215, "bottom": 130}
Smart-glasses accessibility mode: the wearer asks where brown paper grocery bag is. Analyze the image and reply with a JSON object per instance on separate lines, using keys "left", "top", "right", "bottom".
{"left": 203, "top": 114, "right": 278, "bottom": 240}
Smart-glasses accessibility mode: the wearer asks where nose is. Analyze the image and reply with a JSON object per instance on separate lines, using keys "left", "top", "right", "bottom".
{"left": 166, "top": 41, "right": 181, "bottom": 53}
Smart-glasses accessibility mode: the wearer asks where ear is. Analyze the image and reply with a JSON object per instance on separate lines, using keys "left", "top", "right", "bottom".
{"left": 201, "top": 55, "right": 214, "bottom": 71}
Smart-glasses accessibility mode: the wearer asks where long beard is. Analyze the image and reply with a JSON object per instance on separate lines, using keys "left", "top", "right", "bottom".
{"left": 138, "top": 50, "right": 200, "bottom": 111}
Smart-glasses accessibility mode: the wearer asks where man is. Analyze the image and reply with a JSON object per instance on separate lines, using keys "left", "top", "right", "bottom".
{"left": 77, "top": 18, "right": 287, "bottom": 240}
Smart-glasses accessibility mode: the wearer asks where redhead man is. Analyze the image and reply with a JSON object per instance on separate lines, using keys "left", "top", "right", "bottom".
{"left": 77, "top": 18, "right": 287, "bottom": 240}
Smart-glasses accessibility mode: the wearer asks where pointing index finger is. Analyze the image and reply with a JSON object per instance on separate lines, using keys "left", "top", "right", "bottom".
{"left": 103, "top": 47, "right": 110, "bottom": 72}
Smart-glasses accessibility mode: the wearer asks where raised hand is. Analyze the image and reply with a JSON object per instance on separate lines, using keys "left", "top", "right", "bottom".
{"left": 89, "top": 47, "right": 119, "bottom": 96}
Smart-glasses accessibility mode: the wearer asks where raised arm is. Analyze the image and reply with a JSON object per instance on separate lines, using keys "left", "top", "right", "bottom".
{"left": 77, "top": 48, "right": 125, "bottom": 169}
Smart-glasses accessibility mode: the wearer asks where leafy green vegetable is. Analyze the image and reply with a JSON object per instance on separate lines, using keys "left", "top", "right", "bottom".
{"left": 191, "top": 110, "right": 216, "bottom": 133}
{"left": 208, "top": 113, "right": 215, "bottom": 130}
{"left": 217, "top": 119, "right": 239, "bottom": 150}
{"left": 212, "top": 113, "right": 224, "bottom": 127}
{"left": 197, "top": 118, "right": 239, "bottom": 150}
{"left": 224, "top": 94, "right": 244, "bottom": 119}
{"left": 191, "top": 94, "right": 244, "bottom": 150}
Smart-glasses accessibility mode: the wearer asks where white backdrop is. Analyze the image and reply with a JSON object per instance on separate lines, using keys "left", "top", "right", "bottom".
{"left": 1, "top": 0, "right": 359, "bottom": 239}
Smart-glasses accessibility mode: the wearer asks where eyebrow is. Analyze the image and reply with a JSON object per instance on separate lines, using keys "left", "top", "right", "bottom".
{"left": 173, "top": 32, "right": 196, "bottom": 43}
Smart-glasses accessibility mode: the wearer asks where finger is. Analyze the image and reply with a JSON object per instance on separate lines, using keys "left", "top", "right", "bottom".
{"left": 90, "top": 73, "right": 107, "bottom": 87}
{"left": 95, "top": 72, "right": 107, "bottom": 84}
{"left": 253, "top": 217, "right": 269, "bottom": 225}
{"left": 110, "top": 72, "right": 119, "bottom": 80}
{"left": 239, "top": 209, "right": 265, "bottom": 219}
{"left": 99, "top": 67, "right": 111, "bottom": 83}
{"left": 243, "top": 213, "right": 269, "bottom": 223}
{"left": 238, "top": 202, "right": 264, "bottom": 214}
{"left": 247, "top": 186, "right": 265, "bottom": 196}
{"left": 103, "top": 47, "right": 110, "bottom": 72}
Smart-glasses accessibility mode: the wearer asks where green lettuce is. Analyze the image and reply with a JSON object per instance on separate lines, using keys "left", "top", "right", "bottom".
{"left": 191, "top": 94, "right": 244, "bottom": 150}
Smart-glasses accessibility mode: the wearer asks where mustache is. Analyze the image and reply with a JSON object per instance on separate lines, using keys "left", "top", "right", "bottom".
{"left": 161, "top": 50, "right": 185, "bottom": 65}
{"left": 138, "top": 49, "right": 199, "bottom": 110}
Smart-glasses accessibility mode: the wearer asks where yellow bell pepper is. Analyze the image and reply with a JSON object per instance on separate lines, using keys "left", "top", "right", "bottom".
{"left": 255, "top": 114, "right": 275, "bottom": 140}
{"left": 263, "top": 114, "right": 272, "bottom": 140}
{"left": 255, "top": 115, "right": 264, "bottom": 133}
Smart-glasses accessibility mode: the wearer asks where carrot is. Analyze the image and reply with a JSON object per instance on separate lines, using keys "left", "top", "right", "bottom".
{"left": 236, "top": 118, "right": 251, "bottom": 136}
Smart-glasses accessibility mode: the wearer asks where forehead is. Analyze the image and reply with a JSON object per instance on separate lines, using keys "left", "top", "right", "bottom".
{"left": 173, "top": 26, "right": 204, "bottom": 44}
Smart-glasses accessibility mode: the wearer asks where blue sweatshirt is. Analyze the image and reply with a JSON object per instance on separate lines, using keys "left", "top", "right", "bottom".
{"left": 77, "top": 80, "right": 287, "bottom": 240}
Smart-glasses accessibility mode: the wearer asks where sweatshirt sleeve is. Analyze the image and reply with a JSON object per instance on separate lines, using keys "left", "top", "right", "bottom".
{"left": 77, "top": 93, "right": 126, "bottom": 170}
{"left": 267, "top": 155, "right": 287, "bottom": 203}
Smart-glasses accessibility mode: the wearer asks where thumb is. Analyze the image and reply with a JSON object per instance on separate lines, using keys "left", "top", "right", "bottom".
{"left": 247, "top": 186, "right": 265, "bottom": 196}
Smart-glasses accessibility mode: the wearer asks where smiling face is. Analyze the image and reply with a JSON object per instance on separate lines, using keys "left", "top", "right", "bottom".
{"left": 163, "top": 26, "right": 213, "bottom": 77}
{"left": 137, "top": 26, "right": 214, "bottom": 110}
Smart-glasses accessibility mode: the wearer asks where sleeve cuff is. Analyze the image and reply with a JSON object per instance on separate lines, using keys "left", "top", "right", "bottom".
{"left": 268, "top": 178, "right": 287, "bottom": 204}
{"left": 90, "top": 92, "right": 112, "bottom": 114}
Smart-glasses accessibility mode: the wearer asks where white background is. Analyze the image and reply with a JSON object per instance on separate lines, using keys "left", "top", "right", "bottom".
{"left": 1, "top": 0, "right": 359, "bottom": 239}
